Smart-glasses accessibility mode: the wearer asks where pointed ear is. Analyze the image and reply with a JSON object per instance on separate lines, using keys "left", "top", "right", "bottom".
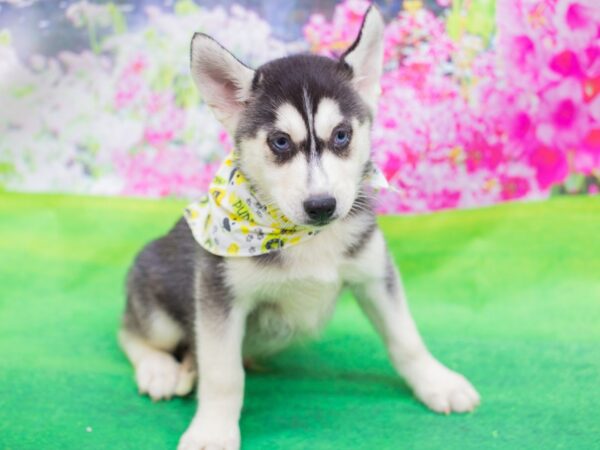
{"left": 340, "top": 6, "right": 385, "bottom": 112}
{"left": 190, "top": 33, "right": 255, "bottom": 133}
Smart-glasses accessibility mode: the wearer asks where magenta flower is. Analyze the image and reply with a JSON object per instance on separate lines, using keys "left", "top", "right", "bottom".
{"left": 528, "top": 145, "right": 569, "bottom": 189}
{"left": 218, "top": 129, "right": 234, "bottom": 152}
{"left": 500, "top": 176, "right": 531, "bottom": 200}
{"left": 142, "top": 93, "right": 185, "bottom": 148}
{"left": 382, "top": 153, "right": 403, "bottom": 181}
{"left": 512, "top": 35, "right": 537, "bottom": 71}
{"left": 549, "top": 50, "right": 582, "bottom": 77}
{"left": 114, "top": 147, "right": 218, "bottom": 197}
{"left": 123, "top": 55, "right": 148, "bottom": 77}
{"left": 555, "top": 0, "right": 600, "bottom": 50}
{"left": 537, "top": 79, "right": 588, "bottom": 148}
{"left": 464, "top": 134, "right": 503, "bottom": 174}
{"left": 114, "top": 55, "right": 148, "bottom": 109}
{"left": 575, "top": 128, "right": 600, "bottom": 174}
{"left": 301, "top": 0, "right": 600, "bottom": 211}
{"left": 583, "top": 75, "right": 600, "bottom": 103}
{"left": 509, "top": 111, "right": 533, "bottom": 140}
{"left": 427, "top": 189, "right": 461, "bottom": 211}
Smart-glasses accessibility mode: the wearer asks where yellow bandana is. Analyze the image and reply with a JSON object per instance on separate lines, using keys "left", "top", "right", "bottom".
{"left": 184, "top": 154, "right": 388, "bottom": 257}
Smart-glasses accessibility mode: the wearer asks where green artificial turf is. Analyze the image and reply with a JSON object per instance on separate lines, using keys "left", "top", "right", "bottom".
{"left": 1, "top": 192, "right": 599, "bottom": 450}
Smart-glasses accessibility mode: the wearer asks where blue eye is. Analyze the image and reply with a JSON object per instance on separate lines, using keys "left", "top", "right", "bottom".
{"left": 334, "top": 129, "right": 351, "bottom": 147}
{"left": 270, "top": 135, "right": 291, "bottom": 152}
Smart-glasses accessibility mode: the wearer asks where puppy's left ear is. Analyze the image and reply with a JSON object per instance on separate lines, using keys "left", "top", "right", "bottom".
{"left": 340, "top": 6, "right": 385, "bottom": 112}
{"left": 190, "top": 33, "right": 255, "bottom": 133}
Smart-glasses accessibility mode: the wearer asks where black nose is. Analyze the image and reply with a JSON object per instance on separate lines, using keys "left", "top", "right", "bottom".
{"left": 303, "top": 195, "right": 336, "bottom": 224}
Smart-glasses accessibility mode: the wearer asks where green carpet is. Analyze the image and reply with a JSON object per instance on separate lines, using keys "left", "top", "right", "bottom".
{"left": 1, "top": 192, "right": 599, "bottom": 450}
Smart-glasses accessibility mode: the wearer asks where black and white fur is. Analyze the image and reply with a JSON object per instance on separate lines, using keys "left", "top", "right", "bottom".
{"left": 119, "top": 7, "right": 480, "bottom": 450}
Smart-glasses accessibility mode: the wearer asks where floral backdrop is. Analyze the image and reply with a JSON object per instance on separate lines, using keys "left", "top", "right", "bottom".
{"left": 0, "top": 0, "right": 599, "bottom": 213}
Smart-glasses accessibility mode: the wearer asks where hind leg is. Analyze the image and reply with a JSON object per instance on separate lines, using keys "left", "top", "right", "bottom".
{"left": 119, "top": 310, "right": 197, "bottom": 401}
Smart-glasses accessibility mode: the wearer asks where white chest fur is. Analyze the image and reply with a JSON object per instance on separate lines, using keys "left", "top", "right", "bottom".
{"left": 225, "top": 215, "right": 372, "bottom": 357}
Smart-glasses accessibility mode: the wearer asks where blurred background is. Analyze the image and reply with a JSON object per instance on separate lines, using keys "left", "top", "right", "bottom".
{"left": 0, "top": 0, "right": 598, "bottom": 213}
{"left": 1, "top": 3, "right": 600, "bottom": 449}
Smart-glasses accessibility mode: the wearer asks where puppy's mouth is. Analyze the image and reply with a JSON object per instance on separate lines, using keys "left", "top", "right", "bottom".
{"left": 306, "top": 216, "right": 336, "bottom": 227}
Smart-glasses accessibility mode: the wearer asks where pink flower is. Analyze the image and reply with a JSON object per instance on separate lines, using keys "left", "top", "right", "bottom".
{"left": 582, "top": 46, "right": 599, "bottom": 73}
{"left": 341, "top": 0, "right": 370, "bottom": 22}
{"left": 114, "top": 55, "right": 148, "bottom": 109}
{"left": 427, "top": 189, "right": 461, "bottom": 211}
{"left": 554, "top": 100, "right": 577, "bottom": 128}
{"left": 114, "top": 148, "right": 219, "bottom": 197}
{"left": 509, "top": 111, "right": 533, "bottom": 140}
{"left": 512, "top": 35, "right": 536, "bottom": 70}
{"left": 464, "top": 134, "right": 503, "bottom": 173}
{"left": 382, "top": 153, "right": 403, "bottom": 180}
{"left": 586, "top": 129, "right": 600, "bottom": 151}
{"left": 218, "top": 129, "right": 233, "bottom": 151}
{"left": 575, "top": 128, "right": 600, "bottom": 174}
{"left": 124, "top": 55, "right": 148, "bottom": 77}
{"left": 549, "top": 50, "right": 582, "bottom": 77}
{"left": 115, "top": 74, "right": 144, "bottom": 109}
{"left": 528, "top": 145, "right": 569, "bottom": 189}
{"left": 142, "top": 93, "right": 185, "bottom": 148}
{"left": 144, "top": 129, "right": 175, "bottom": 147}
{"left": 500, "top": 176, "right": 530, "bottom": 200}
{"left": 537, "top": 79, "right": 588, "bottom": 148}
{"left": 303, "top": 0, "right": 369, "bottom": 56}
{"left": 303, "top": 0, "right": 599, "bottom": 212}
{"left": 555, "top": 0, "right": 600, "bottom": 50}
{"left": 583, "top": 76, "right": 600, "bottom": 103}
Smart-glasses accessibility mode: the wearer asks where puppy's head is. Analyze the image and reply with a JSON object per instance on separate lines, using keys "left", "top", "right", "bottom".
{"left": 190, "top": 7, "right": 384, "bottom": 226}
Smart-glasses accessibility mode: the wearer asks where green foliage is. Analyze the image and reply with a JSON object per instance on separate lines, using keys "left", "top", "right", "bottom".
{"left": 447, "top": 0, "right": 496, "bottom": 44}
{"left": 107, "top": 3, "right": 127, "bottom": 35}
{"left": 0, "top": 162, "right": 15, "bottom": 175}
{"left": 564, "top": 172, "right": 586, "bottom": 194}
{"left": 174, "top": 75, "right": 200, "bottom": 108}
{"left": 0, "top": 29, "right": 11, "bottom": 46}
{"left": 12, "top": 85, "right": 35, "bottom": 99}
{"left": 175, "top": 0, "right": 200, "bottom": 16}
{"left": 152, "top": 66, "right": 175, "bottom": 91}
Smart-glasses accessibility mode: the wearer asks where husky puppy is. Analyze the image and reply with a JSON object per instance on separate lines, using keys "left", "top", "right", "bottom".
{"left": 119, "top": 7, "right": 480, "bottom": 450}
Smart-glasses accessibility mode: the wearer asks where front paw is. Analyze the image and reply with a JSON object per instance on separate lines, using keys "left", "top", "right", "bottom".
{"left": 135, "top": 353, "right": 181, "bottom": 401}
{"left": 405, "top": 357, "right": 480, "bottom": 414}
{"left": 178, "top": 419, "right": 240, "bottom": 450}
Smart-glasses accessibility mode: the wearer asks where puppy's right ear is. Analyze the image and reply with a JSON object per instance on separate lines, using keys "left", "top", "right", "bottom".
{"left": 190, "top": 33, "right": 255, "bottom": 133}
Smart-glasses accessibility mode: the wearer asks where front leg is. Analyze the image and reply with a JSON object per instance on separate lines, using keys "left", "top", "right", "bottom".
{"left": 178, "top": 301, "right": 247, "bottom": 450}
{"left": 344, "top": 228, "right": 480, "bottom": 414}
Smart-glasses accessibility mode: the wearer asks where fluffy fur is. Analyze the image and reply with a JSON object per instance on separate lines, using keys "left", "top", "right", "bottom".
{"left": 119, "top": 7, "right": 480, "bottom": 450}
